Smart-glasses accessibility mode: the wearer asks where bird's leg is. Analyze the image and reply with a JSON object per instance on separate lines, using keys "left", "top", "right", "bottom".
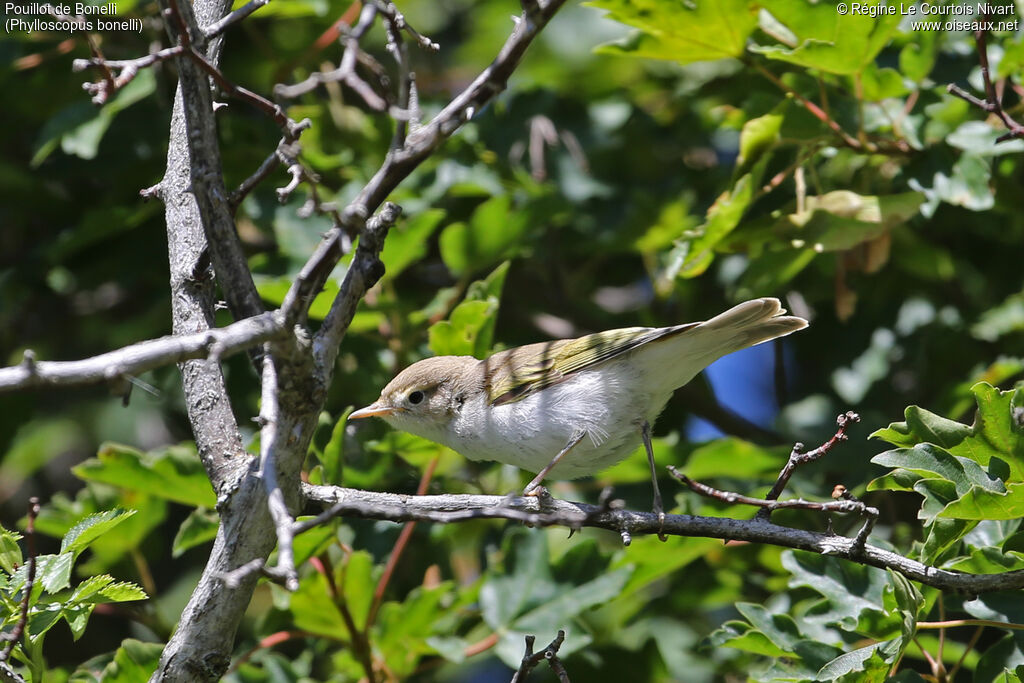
{"left": 640, "top": 420, "right": 667, "bottom": 541}
{"left": 523, "top": 429, "right": 586, "bottom": 496}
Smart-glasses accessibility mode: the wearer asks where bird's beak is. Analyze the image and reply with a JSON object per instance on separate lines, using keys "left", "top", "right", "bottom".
{"left": 349, "top": 402, "right": 394, "bottom": 419}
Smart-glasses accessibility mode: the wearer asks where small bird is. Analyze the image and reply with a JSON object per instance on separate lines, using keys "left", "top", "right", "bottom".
{"left": 350, "top": 298, "right": 807, "bottom": 528}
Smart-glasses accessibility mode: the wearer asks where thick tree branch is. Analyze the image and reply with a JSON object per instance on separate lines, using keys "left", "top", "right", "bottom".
{"left": 150, "top": 0, "right": 280, "bottom": 679}
{"left": 158, "top": 0, "right": 266, "bottom": 325}
{"left": 301, "top": 484, "right": 1024, "bottom": 595}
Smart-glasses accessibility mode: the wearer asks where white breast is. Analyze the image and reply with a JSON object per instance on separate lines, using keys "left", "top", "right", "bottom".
{"left": 442, "top": 361, "right": 672, "bottom": 479}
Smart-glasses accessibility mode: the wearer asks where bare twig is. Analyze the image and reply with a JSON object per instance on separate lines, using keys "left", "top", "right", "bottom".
{"left": 258, "top": 353, "right": 299, "bottom": 591}
{"left": 204, "top": 0, "right": 271, "bottom": 39}
{"left": 947, "top": 27, "right": 1024, "bottom": 142}
{"left": 312, "top": 204, "right": 398, "bottom": 361}
{"left": 670, "top": 468, "right": 879, "bottom": 552}
{"left": 74, "top": 46, "right": 186, "bottom": 104}
{"left": 0, "top": 311, "right": 285, "bottom": 393}
{"left": 670, "top": 468, "right": 871, "bottom": 516}
{"left": 510, "top": 630, "right": 569, "bottom": 683}
{"left": 0, "top": 499, "right": 40, "bottom": 665}
{"left": 273, "top": 3, "right": 384, "bottom": 105}
{"left": 761, "top": 411, "right": 861, "bottom": 511}
{"left": 371, "top": 0, "right": 439, "bottom": 52}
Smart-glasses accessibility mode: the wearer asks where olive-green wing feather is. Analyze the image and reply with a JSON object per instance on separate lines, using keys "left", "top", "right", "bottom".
{"left": 485, "top": 324, "right": 697, "bottom": 406}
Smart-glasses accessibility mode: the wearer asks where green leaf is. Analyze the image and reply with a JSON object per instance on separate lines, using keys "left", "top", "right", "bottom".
{"left": 61, "top": 509, "right": 136, "bottom": 557}
{"left": 426, "top": 635, "right": 468, "bottom": 663}
{"left": 428, "top": 262, "right": 508, "bottom": 358}
{"left": 733, "top": 602, "right": 803, "bottom": 653}
{"left": 338, "top": 550, "right": 375, "bottom": 631}
{"left": 588, "top": 0, "right": 759, "bottom": 65}
{"left": 965, "top": 592, "right": 1024, "bottom": 626}
{"left": 70, "top": 574, "right": 114, "bottom": 602}
{"left": 73, "top": 443, "right": 217, "bottom": 508}
{"left": 428, "top": 300, "right": 497, "bottom": 358}
{"left": 439, "top": 196, "right": 528, "bottom": 276}
{"left": 374, "top": 583, "right": 457, "bottom": 677}
{"left": 0, "top": 526, "right": 22, "bottom": 576}
{"left": 972, "top": 293, "right": 1024, "bottom": 342}
{"left": 973, "top": 633, "right": 1024, "bottom": 683}
{"left": 783, "top": 551, "right": 888, "bottom": 628}
{"left": 27, "top": 603, "right": 64, "bottom": 641}
{"left": 0, "top": 419, "right": 85, "bottom": 498}
{"left": 940, "top": 482, "right": 1024, "bottom": 521}
{"left": 291, "top": 517, "right": 337, "bottom": 568}
{"left": 947, "top": 121, "right": 1024, "bottom": 157}
{"left": 63, "top": 603, "right": 95, "bottom": 640}
{"left": 753, "top": 0, "right": 902, "bottom": 75}
{"left": 93, "top": 638, "right": 163, "bottom": 683}
{"left": 949, "top": 545, "right": 1024, "bottom": 574}
{"left": 899, "top": 32, "right": 937, "bottom": 83}
{"left": 736, "top": 247, "right": 816, "bottom": 298}
{"left": 38, "top": 553, "right": 74, "bottom": 593}
{"left": 778, "top": 191, "right": 924, "bottom": 252}
{"left": 816, "top": 642, "right": 893, "bottom": 680}
{"left": 871, "top": 383, "right": 1024, "bottom": 481}
{"left": 512, "top": 566, "right": 632, "bottom": 633}
{"left": 465, "top": 260, "right": 510, "bottom": 304}
{"left": 97, "top": 581, "right": 147, "bottom": 603}
{"left": 322, "top": 408, "right": 352, "bottom": 485}
{"left": 288, "top": 571, "right": 349, "bottom": 640}
{"left": 859, "top": 64, "right": 909, "bottom": 101}
{"left": 910, "top": 153, "right": 994, "bottom": 215}
{"left": 171, "top": 507, "right": 219, "bottom": 558}
{"left": 871, "top": 445, "right": 973, "bottom": 494}
{"left": 737, "top": 112, "right": 783, "bottom": 176}
{"left": 677, "top": 171, "right": 757, "bottom": 278}
{"left": 684, "top": 438, "right": 786, "bottom": 480}
{"left": 871, "top": 405, "right": 972, "bottom": 450}
{"left": 379, "top": 209, "right": 446, "bottom": 283}
{"left": 31, "top": 70, "right": 156, "bottom": 166}
{"left": 480, "top": 529, "right": 555, "bottom": 630}
{"left": 706, "top": 619, "right": 790, "bottom": 657}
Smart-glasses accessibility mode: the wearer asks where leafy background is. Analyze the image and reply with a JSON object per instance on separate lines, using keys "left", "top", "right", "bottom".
{"left": 2, "top": 0, "right": 1024, "bottom": 680}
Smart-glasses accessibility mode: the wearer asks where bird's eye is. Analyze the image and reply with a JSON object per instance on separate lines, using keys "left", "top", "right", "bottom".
{"left": 408, "top": 390, "right": 425, "bottom": 405}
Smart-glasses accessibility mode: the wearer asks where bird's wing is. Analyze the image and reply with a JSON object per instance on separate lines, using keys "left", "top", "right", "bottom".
{"left": 485, "top": 323, "right": 698, "bottom": 406}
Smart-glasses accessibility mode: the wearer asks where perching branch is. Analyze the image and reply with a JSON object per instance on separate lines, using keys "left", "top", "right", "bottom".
{"left": 300, "top": 483, "right": 1024, "bottom": 594}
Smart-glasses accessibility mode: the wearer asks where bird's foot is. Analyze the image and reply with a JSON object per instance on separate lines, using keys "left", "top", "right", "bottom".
{"left": 653, "top": 505, "right": 667, "bottom": 542}
{"left": 522, "top": 484, "right": 549, "bottom": 499}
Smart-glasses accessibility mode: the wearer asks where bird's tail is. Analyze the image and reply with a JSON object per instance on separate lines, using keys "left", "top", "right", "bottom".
{"left": 698, "top": 297, "right": 808, "bottom": 358}
{"left": 640, "top": 298, "right": 807, "bottom": 396}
